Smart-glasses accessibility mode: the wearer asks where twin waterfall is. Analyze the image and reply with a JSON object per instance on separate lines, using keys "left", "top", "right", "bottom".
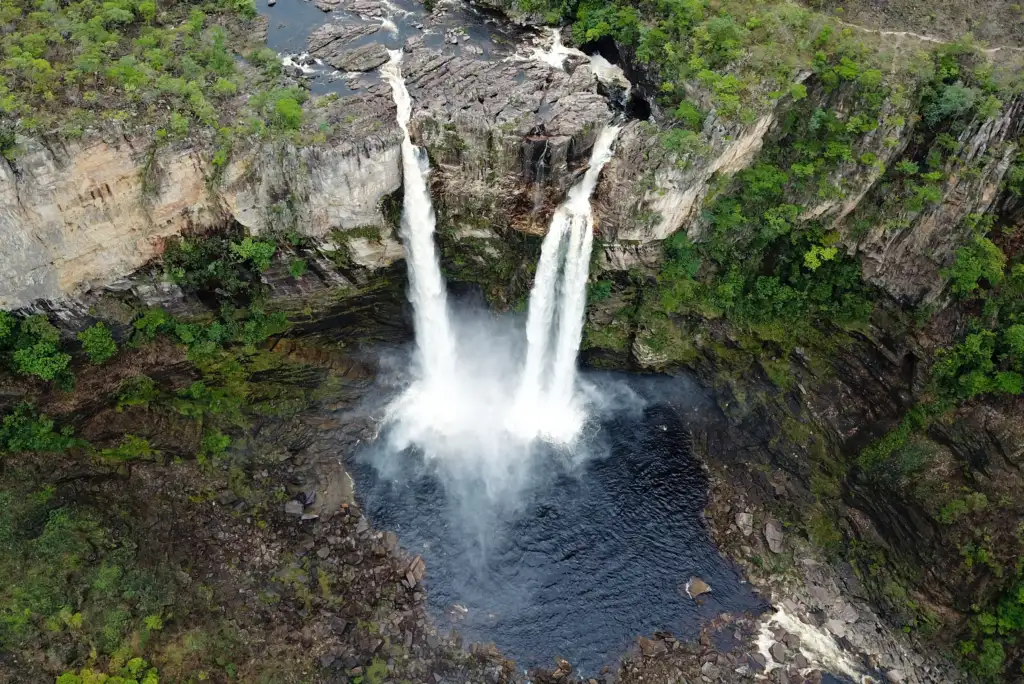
{"left": 382, "top": 51, "right": 620, "bottom": 450}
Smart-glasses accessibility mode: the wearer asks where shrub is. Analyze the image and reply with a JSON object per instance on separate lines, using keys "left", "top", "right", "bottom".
{"left": 945, "top": 236, "right": 1006, "bottom": 296}
{"left": 100, "top": 434, "right": 157, "bottom": 461}
{"left": 925, "top": 82, "right": 978, "bottom": 125}
{"left": 78, "top": 323, "right": 117, "bottom": 364}
{"left": 0, "top": 404, "right": 76, "bottom": 454}
{"left": 288, "top": 258, "right": 308, "bottom": 279}
{"left": 230, "top": 237, "right": 276, "bottom": 271}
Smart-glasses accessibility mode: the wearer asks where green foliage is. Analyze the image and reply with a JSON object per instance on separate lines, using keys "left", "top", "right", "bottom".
{"left": 944, "top": 236, "right": 1006, "bottom": 297}
{"left": 588, "top": 280, "right": 613, "bottom": 303}
{"left": 0, "top": 0, "right": 262, "bottom": 139}
{"left": 78, "top": 323, "right": 118, "bottom": 365}
{"left": 58, "top": 658, "right": 160, "bottom": 684}
{"left": 0, "top": 314, "right": 73, "bottom": 383}
{"left": 230, "top": 237, "right": 276, "bottom": 272}
{"left": 100, "top": 434, "right": 157, "bottom": 462}
{"left": 0, "top": 404, "right": 77, "bottom": 455}
{"left": 250, "top": 87, "right": 307, "bottom": 131}
{"left": 288, "top": 258, "right": 308, "bottom": 279}
{"left": 0, "top": 483, "right": 173, "bottom": 660}
{"left": 163, "top": 229, "right": 270, "bottom": 302}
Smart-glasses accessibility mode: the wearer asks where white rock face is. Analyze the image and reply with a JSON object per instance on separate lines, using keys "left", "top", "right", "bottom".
{"left": 223, "top": 140, "right": 402, "bottom": 235}
{"left": 0, "top": 136, "right": 219, "bottom": 310}
{"left": 0, "top": 133, "right": 403, "bottom": 309}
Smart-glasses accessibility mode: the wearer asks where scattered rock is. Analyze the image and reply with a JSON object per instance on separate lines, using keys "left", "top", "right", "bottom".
{"left": 735, "top": 511, "right": 754, "bottom": 536}
{"left": 637, "top": 636, "right": 668, "bottom": 657}
{"left": 885, "top": 670, "right": 906, "bottom": 683}
{"left": 747, "top": 652, "right": 767, "bottom": 671}
{"left": 215, "top": 489, "right": 238, "bottom": 505}
{"left": 284, "top": 499, "right": 304, "bottom": 516}
{"left": 685, "top": 576, "right": 711, "bottom": 599}
{"left": 313, "top": 0, "right": 342, "bottom": 10}
{"left": 316, "top": 546, "right": 331, "bottom": 559}
{"left": 700, "top": 660, "right": 719, "bottom": 678}
{"left": 837, "top": 602, "right": 860, "bottom": 624}
{"left": 764, "top": 519, "right": 785, "bottom": 553}
{"left": 769, "top": 641, "right": 787, "bottom": 663}
{"left": 825, "top": 619, "right": 846, "bottom": 638}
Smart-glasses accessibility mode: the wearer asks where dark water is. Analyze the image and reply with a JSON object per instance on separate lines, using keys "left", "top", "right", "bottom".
{"left": 262, "top": 0, "right": 528, "bottom": 96}
{"left": 349, "top": 374, "right": 767, "bottom": 673}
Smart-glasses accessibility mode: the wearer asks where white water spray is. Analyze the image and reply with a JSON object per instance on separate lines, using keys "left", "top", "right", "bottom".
{"left": 510, "top": 125, "right": 621, "bottom": 443}
{"left": 379, "top": 49, "right": 622, "bottom": 496}
{"left": 380, "top": 51, "right": 457, "bottom": 385}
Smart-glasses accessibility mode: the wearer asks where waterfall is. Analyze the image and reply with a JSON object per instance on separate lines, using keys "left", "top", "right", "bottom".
{"left": 380, "top": 51, "right": 457, "bottom": 386}
{"left": 380, "top": 47, "right": 620, "bottom": 454}
{"left": 511, "top": 125, "right": 621, "bottom": 443}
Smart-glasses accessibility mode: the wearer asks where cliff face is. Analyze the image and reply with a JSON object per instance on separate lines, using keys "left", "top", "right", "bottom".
{"left": 0, "top": 44, "right": 615, "bottom": 310}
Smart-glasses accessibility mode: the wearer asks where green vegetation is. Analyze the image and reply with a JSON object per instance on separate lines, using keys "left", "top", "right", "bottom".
{"left": 0, "top": 312, "right": 72, "bottom": 383}
{"left": 0, "top": 0, "right": 260, "bottom": 140}
{"left": 163, "top": 227, "right": 277, "bottom": 303}
{"left": 58, "top": 657, "right": 160, "bottom": 684}
{"left": 0, "top": 483, "right": 173, "bottom": 659}
{"left": 0, "top": 404, "right": 78, "bottom": 455}
{"left": 78, "top": 322, "right": 118, "bottom": 365}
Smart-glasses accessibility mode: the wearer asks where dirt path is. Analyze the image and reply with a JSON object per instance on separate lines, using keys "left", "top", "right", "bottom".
{"left": 832, "top": 16, "right": 1024, "bottom": 54}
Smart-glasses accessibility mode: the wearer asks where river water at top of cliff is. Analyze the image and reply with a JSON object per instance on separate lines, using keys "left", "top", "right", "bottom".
{"left": 348, "top": 347, "right": 768, "bottom": 673}
{"left": 262, "top": 0, "right": 526, "bottom": 95}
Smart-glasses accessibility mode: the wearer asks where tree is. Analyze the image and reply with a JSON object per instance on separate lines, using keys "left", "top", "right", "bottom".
{"left": 77, "top": 323, "right": 117, "bottom": 364}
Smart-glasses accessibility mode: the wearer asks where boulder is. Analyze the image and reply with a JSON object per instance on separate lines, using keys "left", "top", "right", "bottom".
{"left": 764, "top": 519, "right": 785, "bottom": 553}
{"left": 735, "top": 511, "right": 754, "bottom": 536}
{"left": 329, "top": 43, "right": 390, "bottom": 72}
{"left": 685, "top": 576, "right": 711, "bottom": 598}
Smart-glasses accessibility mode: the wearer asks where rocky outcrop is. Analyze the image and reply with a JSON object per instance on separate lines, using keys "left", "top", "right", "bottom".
{"left": 0, "top": 36, "right": 616, "bottom": 309}
{"left": 404, "top": 50, "right": 611, "bottom": 234}
{"left": 851, "top": 96, "right": 1024, "bottom": 304}
{"left": 0, "top": 101, "right": 405, "bottom": 309}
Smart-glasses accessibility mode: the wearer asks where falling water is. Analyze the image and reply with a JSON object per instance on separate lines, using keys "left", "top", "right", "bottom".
{"left": 380, "top": 50, "right": 457, "bottom": 385}
{"left": 511, "top": 125, "right": 621, "bottom": 443}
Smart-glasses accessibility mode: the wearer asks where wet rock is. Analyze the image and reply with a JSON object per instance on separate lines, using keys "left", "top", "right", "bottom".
{"left": 404, "top": 35, "right": 423, "bottom": 53}
{"left": 637, "top": 636, "right": 668, "bottom": 657}
{"left": 267, "top": 0, "right": 276, "bottom": 6}
{"left": 764, "top": 519, "right": 785, "bottom": 553}
{"left": 284, "top": 499, "right": 304, "bottom": 516}
{"left": 794, "top": 653, "right": 809, "bottom": 669}
{"left": 824, "top": 619, "right": 846, "bottom": 638}
{"left": 329, "top": 43, "right": 390, "bottom": 72}
{"left": 769, "top": 641, "right": 787, "bottom": 663}
{"left": 735, "top": 511, "right": 754, "bottom": 536}
{"left": 747, "top": 652, "right": 767, "bottom": 671}
{"left": 700, "top": 660, "right": 719, "bottom": 678}
{"left": 685, "top": 576, "right": 711, "bottom": 598}
{"left": 783, "top": 632, "right": 800, "bottom": 649}
{"left": 313, "top": 0, "right": 342, "bottom": 10}
{"left": 406, "top": 556, "right": 426, "bottom": 587}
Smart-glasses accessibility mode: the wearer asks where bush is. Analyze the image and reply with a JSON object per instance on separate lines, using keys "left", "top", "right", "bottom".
{"left": 230, "top": 237, "right": 276, "bottom": 271}
{"left": 288, "top": 258, "right": 308, "bottom": 279}
{"left": 0, "top": 404, "right": 76, "bottom": 454}
{"left": 945, "top": 236, "right": 1006, "bottom": 297}
{"left": 78, "top": 323, "right": 118, "bottom": 364}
